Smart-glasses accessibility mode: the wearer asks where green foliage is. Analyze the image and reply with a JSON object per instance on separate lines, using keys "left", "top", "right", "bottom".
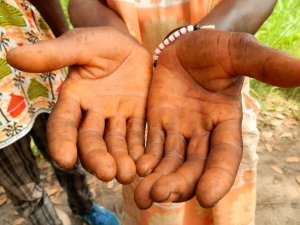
{"left": 60, "top": 0, "right": 71, "bottom": 26}
{"left": 60, "top": 0, "right": 69, "bottom": 14}
{"left": 30, "top": 137, "right": 42, "bottom": 159}
{"left": 256, "top": 0, "right": 300, "bottom": 57}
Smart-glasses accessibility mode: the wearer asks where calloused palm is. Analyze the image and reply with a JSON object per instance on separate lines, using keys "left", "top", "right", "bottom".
{"left": 134, "top": 29, "right": 300, "bottom": 208}
{"left": 7, "top": 27, "right": 152, "bottom": 184}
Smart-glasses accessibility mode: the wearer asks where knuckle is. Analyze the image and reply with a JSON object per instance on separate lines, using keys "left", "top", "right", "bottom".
{"left": 106, "top": 131, "right": 124, "bottom": 140}
{"left": 146, "top": 139, "right": 164, "bottom": 146}
{"left": 127, "top": 118, "right": 144, "bottom": 128}
{"left": 164, "top": 151, "right": 184, "bottom": 163}
{"left": 78, "top": 128, "right": 101, "bottom": 138}
{"left": 188, "top": 154, "right": 206, "bottom": 162}
{"left": 127, "top": 129, "right": 143, "bottom": 138}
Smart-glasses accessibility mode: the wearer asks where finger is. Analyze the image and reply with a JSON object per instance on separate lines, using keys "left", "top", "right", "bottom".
{"left": 152, "top": 131, "right": 186, "bottom": 174}
{"left": 196, "top": 118, "right": 242, "bottom": 208}
{"left": 78, "top": 111, "right": 116, "bottom": 181}
{"left": 134, "top": 173, "right": 161, "bottom": 209}
{"left": 7, "top": 32, "right": 81, "bottom": 73}
{"left": 47, "top": 94, "right": 81, "bottom": 169}
{"left": 229, "top": 32, "right": 300, "bottom": 87}
{"left": 150, "top": 135, "right": 209, "bottom": 203}
{"left": 105, "top": 117, "right": 136, "bottom": 184}
{"left": 126, "top": 118, "right": 145, "bottom": 161}
{"left": 135, "top": 131, "right": 186, "bottom": 208}
{"left": 136, "top": 126, "right": 165, "bottom": 177}
{"left": 6, "top": 28, "right": 134, "bottom": 73}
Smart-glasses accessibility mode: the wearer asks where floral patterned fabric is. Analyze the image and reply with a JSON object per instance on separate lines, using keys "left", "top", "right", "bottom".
{"left": 0, "top": 0, "right": 65, "bottom": 149}
{"left": 105, "top": 0, "right": 260, "bottom": 224}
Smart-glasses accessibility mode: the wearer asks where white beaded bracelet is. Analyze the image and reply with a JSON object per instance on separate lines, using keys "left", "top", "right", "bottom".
{"left": 153, "top": 24, "right": 215, "bottom": 67}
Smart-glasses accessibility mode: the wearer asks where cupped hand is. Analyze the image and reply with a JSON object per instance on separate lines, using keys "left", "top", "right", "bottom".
{"left": 135, "top": 29, "right": 300, "bottom": 208}
{"left": 7, "top": 27, "right": 152, "bottom": 184}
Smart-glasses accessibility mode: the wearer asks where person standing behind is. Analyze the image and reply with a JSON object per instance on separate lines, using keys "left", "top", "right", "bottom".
{"left": 0, "top": 1, "right": 120, "bottom": 225}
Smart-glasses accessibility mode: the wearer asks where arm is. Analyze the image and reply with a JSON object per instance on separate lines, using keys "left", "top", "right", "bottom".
{"left": 197, "top": 0, "right": 277, "bottom": 33}
{"left": 29, "top": 0, "right": 69, "bottom": 36}
{"left": 68, "top": 0, "right": 129, "bottom": 33}
{"left": 68, "top": 0, "right": 276, "bottom": 36}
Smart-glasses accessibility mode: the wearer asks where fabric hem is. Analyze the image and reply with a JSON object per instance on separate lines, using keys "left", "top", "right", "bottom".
{"left": 0, "top": 108, "right": 51, "bottom": 149}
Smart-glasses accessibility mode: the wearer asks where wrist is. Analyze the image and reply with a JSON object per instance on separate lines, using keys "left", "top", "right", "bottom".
{"left": 153, "top": 24, "right": 215, "bottom": 67}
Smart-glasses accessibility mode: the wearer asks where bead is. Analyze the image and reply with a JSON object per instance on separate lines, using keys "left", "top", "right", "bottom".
{"left": 159, "top": 43, "right": 165, "bottom": 50}
{"left": 168, "top": 35, "right": 175, "bottom": 42}
{"left": 174, "top": 30, "right": 180, "bottom": 38}
{"left": 163, "top": 39, "right": 170, "bottom": 46}
{"left": 179, "top": 27, "right": 187, "bottom": 34}
{"left": 153, "top": 24, "right": 215, "bottom": 67}
{"left": 155, "top": 48, "right": 162, "bottom": 54}
{"left": 187, "top": 25, "right": 194, "bottom": 32}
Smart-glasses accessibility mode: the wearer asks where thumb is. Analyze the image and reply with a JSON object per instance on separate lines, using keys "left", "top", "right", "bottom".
{"left": 7, "top": 31, "right": 82, "bottom": 73}
{"left": 231, "top": 33, "right": 300, "bottom": 88}
{"left": 7, "top": 27, "right": 134, "bottom": 73}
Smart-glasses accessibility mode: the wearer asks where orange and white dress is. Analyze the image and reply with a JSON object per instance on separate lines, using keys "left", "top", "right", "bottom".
{"left": 106, "top": 0, "right": 260, "bottom": 224}
{"left": 0, "top": 0, "right": 65, "bottom": 148}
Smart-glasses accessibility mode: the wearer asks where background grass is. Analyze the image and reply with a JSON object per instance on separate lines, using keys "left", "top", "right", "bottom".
{"left": 60, "top": 0, "right": 68, "bottom": 13}
{"left": 59, "top": 0, "right": 300, "bottom": 117}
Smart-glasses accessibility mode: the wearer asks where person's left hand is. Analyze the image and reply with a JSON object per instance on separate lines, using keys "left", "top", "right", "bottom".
{"left": 134, "top": 29, "right": 300, "bottom": 209}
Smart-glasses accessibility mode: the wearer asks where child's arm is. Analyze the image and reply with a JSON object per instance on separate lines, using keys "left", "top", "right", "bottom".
{"left": 197, "top": 0, "right": 277, "bottom": 34}
{"left": 68, "top": 0, "right": 129, "bottom": 33}
{"left": 29, "top": 0, "right": 69, "bottom": 36}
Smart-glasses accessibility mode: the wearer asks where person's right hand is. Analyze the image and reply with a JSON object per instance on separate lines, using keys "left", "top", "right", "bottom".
{"left": 7, "top": 27, "right": 152, "bottom": 184}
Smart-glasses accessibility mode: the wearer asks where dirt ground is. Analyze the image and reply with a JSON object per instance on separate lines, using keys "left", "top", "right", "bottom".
{"left": 0, "top": 109, "right": 299, "bottom": 225}
{"left": 255, "top": 109, "right": 300, "bottom": 225}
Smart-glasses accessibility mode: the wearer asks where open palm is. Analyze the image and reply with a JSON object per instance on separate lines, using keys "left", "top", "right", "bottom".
{"left": 135, "top": 29, "right": 300, "bottom": 208}
{"left": 8, "top": 27, "right": 152, "bottom": 184}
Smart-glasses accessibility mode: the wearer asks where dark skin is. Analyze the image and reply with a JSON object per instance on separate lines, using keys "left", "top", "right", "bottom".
{"left": 134, "top": 29, "right": 300, "bottom": 209}
{"left": 67, "top": 0, "right": 279, "bottom": 208}
{"left": 68, "top": 0, "right": 277, "bottom": 34}
{"left": 197, "top": 0, "right": 277, "bottom": 33}
{"left": 68, "top": 0, "right": 128, "bottom": 33}
{"left": 7, "top": 27, "right": 152, "bottom": 184}
{"left": 29, "top": 0, "right": 69, "bottom": 36}
{"left": 136, "top": 0, "right": 279, "bottom": 208}
{"left": 9, "top": 0, "right": 298, "bottom": 210}
{"left": 7, "top": 27, "right": 300, "bottom": 206}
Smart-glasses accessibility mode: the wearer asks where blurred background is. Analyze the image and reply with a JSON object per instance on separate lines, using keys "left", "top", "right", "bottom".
{"left": 0, "top": 0, "right": 299, "bottom": 224}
